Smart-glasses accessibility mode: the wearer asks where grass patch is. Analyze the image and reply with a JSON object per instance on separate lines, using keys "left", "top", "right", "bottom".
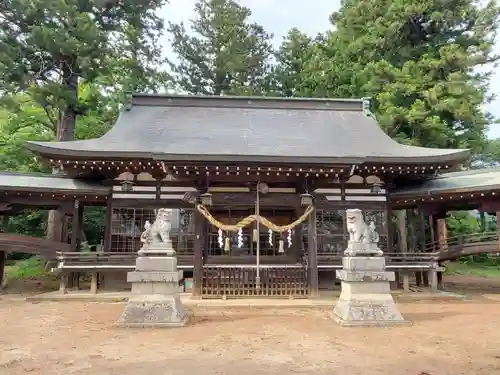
{"left": 444, "top": 261, "right": 500, "bottom": 278}
{"left": 2, "top": 256, "right": 58, "bottom": 292}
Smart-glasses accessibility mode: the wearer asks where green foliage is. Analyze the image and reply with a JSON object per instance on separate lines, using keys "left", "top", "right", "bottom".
{"left": 446, "top": 211, "right": 481, "bottom": 235}
{"left": 0, "top": 0, "right": 170, "bottom": 245}
{"left": 167, "top": 0, "right": 274, "bottom": 95}
{"left": 271, "top": 28, "right": 319, "bottom": 97}
{"left": 445, "top": 257, "right": 500, "bottom": 278}
{"left": 3, "top": 256, "right": 50, "bottom": 284}
{"left": 298, "top": 0, "right": 500, "bottom": 154}
{"left": 83, "top": 207, "right": 106, "bottom": 246}
{"left": 0, "top": 0, "right": 169, "bottom": 141}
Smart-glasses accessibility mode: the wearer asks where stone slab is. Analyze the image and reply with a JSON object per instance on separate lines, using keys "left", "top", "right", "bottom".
{"left": 342, "top": 256, "right": 386, "bottom": 271}
{"left": 339, "top": 281, "right": 392, "bottom": 294}
{"left": 127, "top": 270, "right": 183, "bottom": 283}
{"left": 130, "top": 281, "right": 183, "bottom": 295}
{"left": 116, "top": 294, "right": 188, "bottom": 328}
{"left": 135, "top": 256, "right": 177, "bottom": 272}
{"left": 336, "top": 269, "right": 395, "bottom": 282}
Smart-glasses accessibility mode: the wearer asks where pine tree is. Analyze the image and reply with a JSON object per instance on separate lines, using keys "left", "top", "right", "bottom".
{"left": 167, "top": 0, "right": 274, "bottom": 96}
{"left": 301, "top": 0, "right": 500, "bottom": 152}
{"left": 0, "top": 0, "right": 168, "bottom": 141}
{"left": 272, "top": 28, "right": 317, "bottom": 97}
{"left": 0, "top": 0, "right": 169, "bottom": 241}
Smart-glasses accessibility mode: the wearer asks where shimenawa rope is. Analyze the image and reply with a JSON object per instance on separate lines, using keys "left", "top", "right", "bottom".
{"left": 195, "top": 204, "right": 314, "bottom": 233}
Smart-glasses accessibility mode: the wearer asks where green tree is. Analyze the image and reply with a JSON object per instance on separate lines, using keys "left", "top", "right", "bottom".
{"left": 271, "top": 28, "right": 318, "bottom": 97}
{"left": 300, "top": 0, "right": 500, "bottom": 152}
{"left": 0, "top": 0, "right": 169, "bottom": 240}
{"left": 0, "top": 0, "right": 169, "bottom": 141}
{"left": 167, "top": 0, "right": 274, "bottom": 95}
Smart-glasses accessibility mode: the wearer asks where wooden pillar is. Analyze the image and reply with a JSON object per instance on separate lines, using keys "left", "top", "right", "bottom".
{"left": 429, "top": 214, "right": 436, "bottom": 250}
{"left": 192, "top": 210, "right": 204, "bottom": 298}
{"left": 402, "top": 272, "right": 410, "bottom": 292}
{"left": 437, "top": 271, "right": 443, "bottom": 289}
{"left": 90, "top": 271, "right": 98, "bottom": 294}
{"left": 437, "top": 216, "right": 448, "bottom": 251}
{"left": 103, "top": 197, "right": 113, "bottom": 251}
{"left": 385, "top": 201, "right": 394, "bottom": 253}
{"left": 69, "top": 201, "right": 84, "bottom": 289}
{"left": 480, "top": 211, "right": 486, "bottom": 232}
{"left": 415, "top": 206, "right": 426, "bottom": 286}
{"left": 397, "top": 210, "right": 408, "bottom": 253}
{"left": 428, "top": 268, "right": 438, "bottom": 292}
{"left": 0, "top": 215, "right": 7, "bottom": 289}
{"left": 59, "top": 273, "right": 68, "bottom": 294}
{"left": 70, "top": 200, "right": 84, "bottom": 251}
{"left": 290, "top": 210, "right": 303, "bottom": 261}
{"left": 307, "top": 206, "right": 319, "bottom": 297}
{"left": 385, "top": 200, "right": 397, "bottom": 288}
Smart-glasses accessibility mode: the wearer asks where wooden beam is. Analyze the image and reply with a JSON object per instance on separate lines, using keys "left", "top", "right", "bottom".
{"left": 211, "top": 192, "right": 301, "bottom": 208}
{"left": 307, "top": 206, "right": 319, "bottom": 297}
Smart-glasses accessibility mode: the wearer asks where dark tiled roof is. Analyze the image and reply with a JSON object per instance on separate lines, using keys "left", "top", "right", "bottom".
{"left": 392, "top": 168, "right": 500, "bottom": 197}
{"left": 0, "top": 172, "right": 109, "bottom": 194}
{"left": 26, "top": 94, "right": 469, "bottom": 164}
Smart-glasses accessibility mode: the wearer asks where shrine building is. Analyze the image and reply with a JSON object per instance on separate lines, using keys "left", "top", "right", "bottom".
{"left": 1, "top": 94, "right": 497, "bottom": 298}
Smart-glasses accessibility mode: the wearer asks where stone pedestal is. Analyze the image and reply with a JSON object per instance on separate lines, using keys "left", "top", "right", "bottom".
{"left": 332, "top": 256, "right": 409, "bottom": 327}
{"left": 116, "top": 245, "right": 187, "bottom": 328}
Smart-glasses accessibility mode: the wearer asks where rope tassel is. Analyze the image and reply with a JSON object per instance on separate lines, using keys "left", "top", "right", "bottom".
{"left": 224, "top": 236, "right": 231, "bottom": 252}
{"left": 278, "top": 239, "right": 285, "bottom": 254}
{"left": 252, "top": 228, "right": 258, "bottom": 243}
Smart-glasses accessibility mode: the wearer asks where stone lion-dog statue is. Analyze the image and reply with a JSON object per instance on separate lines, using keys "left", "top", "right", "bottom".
{"left": 345, "top": 208, "right": 383, "bottom": 256}
{"left": 140, "top": 208, "right": 173, "bottom": 246}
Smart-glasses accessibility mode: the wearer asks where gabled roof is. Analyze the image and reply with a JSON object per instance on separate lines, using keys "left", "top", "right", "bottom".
{"left": 392, "top": 168, "right": 500, "bottom": 198}
{"left": 26, "top": 94, "right": 469, "bottom": 165}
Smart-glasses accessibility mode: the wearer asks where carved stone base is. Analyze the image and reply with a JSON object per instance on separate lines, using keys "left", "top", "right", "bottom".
{"left": 332, "top": 256, "right": 410, "bottom": 327}
{"left": 344, "top": 241, "right": 383, "bottom": 257}
{"left": 138, "top": 242, "right": 175, "bottom": 256}
{"left": 116, "top": 255, "right": 187, "bottom": 328}
{"left": 116, "top": 294, "right": 188, "bottom": 328}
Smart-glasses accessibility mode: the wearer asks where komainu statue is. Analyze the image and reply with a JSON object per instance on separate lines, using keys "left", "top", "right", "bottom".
{"left": 345, "top": 208, "right": 383, "bottom": 256}
{"left": 139, "top": 208, "right": 174, "bottom": 254}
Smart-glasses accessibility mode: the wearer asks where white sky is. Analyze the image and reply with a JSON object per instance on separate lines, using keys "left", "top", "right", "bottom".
{"left": 158, "top": 0, "right": 500, "bottom": 138}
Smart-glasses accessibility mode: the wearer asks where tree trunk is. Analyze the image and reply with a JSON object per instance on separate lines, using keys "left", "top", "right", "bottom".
{"left": 46, "top": 61, "right": 78, "bottom": 242}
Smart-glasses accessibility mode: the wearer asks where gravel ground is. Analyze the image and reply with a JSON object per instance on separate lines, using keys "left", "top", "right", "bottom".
{"left": 1, "top": 293, "right": 500, "bottom": 375}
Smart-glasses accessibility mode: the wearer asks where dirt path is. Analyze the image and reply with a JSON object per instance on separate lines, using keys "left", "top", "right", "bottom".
{"left": 1, "top": 298, "right": 500, "bottom": 375}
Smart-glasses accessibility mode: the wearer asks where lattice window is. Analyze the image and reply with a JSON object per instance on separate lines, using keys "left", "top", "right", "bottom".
{"left": 303, "top": 209, "right": 389, "bottom": 254}
{"left": 303, "top": 210, "right": 346, "bottom": 254}
{"left": 110, "top": 207, "right": 195, "bottom": 254}
{"left": 364, "top": 210, "right": 388, "bottom": 251}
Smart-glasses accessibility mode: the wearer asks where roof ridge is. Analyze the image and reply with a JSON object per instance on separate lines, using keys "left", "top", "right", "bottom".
{"left": 129, "top": 93, "right": 366, "bottom": 112}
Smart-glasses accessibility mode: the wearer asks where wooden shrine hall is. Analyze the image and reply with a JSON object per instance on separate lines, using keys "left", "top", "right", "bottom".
{"left": 0, "top": 94, "right": 483, "bottom": 298}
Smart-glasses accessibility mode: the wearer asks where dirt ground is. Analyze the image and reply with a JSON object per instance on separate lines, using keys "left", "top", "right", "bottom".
{"left": 1, "top": 275, "right": 500, "bottom": 375}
